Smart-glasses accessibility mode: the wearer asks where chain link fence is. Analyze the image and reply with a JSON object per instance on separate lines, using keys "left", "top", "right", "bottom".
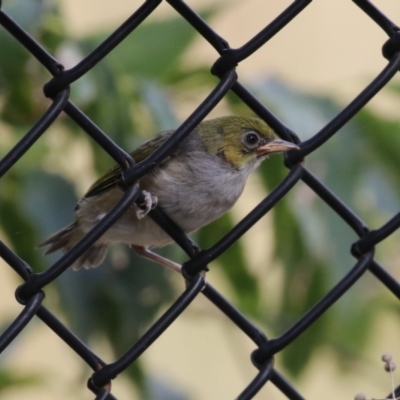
{"left": 1, "top": 0, "right": 400, "bottom": 399}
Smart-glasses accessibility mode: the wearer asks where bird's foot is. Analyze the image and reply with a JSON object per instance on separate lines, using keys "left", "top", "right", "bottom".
{"left": 136, "top": 190, "right": 158, "bottom": 220}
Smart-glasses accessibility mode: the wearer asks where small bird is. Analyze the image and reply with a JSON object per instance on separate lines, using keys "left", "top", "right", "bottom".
{"left": 39, "top": 116, "right": 299, "bottom": 272}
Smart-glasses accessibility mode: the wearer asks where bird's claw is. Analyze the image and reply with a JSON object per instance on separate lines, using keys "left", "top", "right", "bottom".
{"left": 136, "top": 190, "right": 158, "bottom": 220}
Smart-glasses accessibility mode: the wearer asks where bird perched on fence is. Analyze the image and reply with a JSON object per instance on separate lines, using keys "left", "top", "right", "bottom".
{"left": 39, "top": 116, "right": 299, "bottom": 272}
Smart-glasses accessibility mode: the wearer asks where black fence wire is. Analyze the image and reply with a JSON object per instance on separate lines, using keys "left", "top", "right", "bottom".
{"left": 0, "top": 0, "right": 400, "bottom": 399}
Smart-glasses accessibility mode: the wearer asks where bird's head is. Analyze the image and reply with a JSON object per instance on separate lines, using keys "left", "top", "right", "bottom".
{"left": 197, "top": 116, "right": 299, "bottom": 170}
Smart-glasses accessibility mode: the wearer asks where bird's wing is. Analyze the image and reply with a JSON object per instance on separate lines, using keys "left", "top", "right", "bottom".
{"left": 84, "top": 130, "right": 176, "bottom": 198}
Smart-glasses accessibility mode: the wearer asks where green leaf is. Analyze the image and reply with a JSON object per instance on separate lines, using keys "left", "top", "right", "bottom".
{"left": 0, "top": 174, "right": 42, "bottom": 271}
{"left": 0, "top": 367, "right": 40, "bottom": 392}
{"left": 0, "top": 0, "right": 61, "bottom": 123}
{"left": 197, "top": 213, "right": 261, "bottom": 317}
{"left": 82, "top": 10, "right": 215, "bottom": 82}
{"left": 355, "top": 110, "right": 400, "bottom": 199}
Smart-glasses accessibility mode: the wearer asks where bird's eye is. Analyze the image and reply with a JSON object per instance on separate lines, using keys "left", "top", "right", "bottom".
{"left": 243, "top": 131, "right": 260, "bottom": 147}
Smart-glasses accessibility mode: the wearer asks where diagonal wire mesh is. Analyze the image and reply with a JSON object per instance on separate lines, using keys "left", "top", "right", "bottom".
{"left": 1, "top": 0, "right": 400, "bottom": 399}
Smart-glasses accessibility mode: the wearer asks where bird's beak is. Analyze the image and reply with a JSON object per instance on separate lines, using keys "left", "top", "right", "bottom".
{"left": 257, "top": 139, "right": 300, "bottom": 157}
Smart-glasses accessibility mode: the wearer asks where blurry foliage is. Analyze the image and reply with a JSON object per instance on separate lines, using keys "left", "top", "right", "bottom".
{"left": 0, "top": 367, "right": 41, "bottom": 393}
{"left": 1, "top": 0, "right": 400, "bottom": 398}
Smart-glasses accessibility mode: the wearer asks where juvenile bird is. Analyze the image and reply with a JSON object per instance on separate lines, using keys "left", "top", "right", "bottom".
{"left": 39, "top": 116, "right": 299, "bottom": 272}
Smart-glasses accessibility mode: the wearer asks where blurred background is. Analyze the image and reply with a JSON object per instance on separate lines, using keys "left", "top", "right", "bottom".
{"left": 1, "top": 0, "right": 400, "bottom": 398}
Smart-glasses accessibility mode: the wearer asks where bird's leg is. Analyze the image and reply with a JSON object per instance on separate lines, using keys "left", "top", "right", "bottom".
{"left": 135, "top": 191, "right": 158, "bottom": 220}
{"left": 131, "top": 245, "right": 207, "bottom": 290}
{"left": 131, "top": 244, "right": 181, "bottom": 273}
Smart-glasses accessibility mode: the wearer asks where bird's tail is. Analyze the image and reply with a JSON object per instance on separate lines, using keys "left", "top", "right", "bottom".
{"left": 38, "top": 222, "right": 108, "bottom": 270}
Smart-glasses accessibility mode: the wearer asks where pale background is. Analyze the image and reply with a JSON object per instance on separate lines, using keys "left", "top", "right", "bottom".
{"left": 1, "top": 1, "right": 400, "bottom": 399}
